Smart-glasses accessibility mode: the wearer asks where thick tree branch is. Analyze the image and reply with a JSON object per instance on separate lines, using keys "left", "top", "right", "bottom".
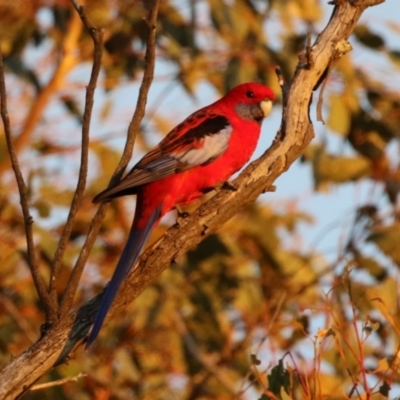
{"left": 0, "top": 1, "right": 384, "bottom": 399}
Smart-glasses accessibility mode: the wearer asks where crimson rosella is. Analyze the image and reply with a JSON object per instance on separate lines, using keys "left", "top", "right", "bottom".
{"left": 87, "top": 82, "right": 275, "bottom": 346}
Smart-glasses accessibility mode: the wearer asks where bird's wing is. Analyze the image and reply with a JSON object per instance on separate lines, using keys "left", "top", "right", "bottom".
{"left": 94, "top": 112, "right": 232, "bottom": 202}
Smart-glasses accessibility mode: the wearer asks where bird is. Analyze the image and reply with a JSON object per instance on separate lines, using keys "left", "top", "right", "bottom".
{"left": 87, "top": 82, "right": 275, "bottom": 346}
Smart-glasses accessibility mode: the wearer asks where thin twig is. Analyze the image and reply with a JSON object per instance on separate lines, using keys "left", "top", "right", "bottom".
{"left": 60, "top": 204, "right": 109, "bottom": 315}
{"left": 347, "top": 278, "right": 371, "bottom": 395}
{"left": 52, "top": 1, "right": 104, "bottom": 318}
{"left": 316, "top": 40, "right": 352, "bottom": 123}
{"left": 70, "top": 0, "right": 96, "bottom": 29}
{"left": 316, "top": 64, "right": 330, "bottom": 124}
{"left": 275, "top": 66, "right": 288, "bottom": 103}
{"left": 30, "top": 373, "right": 87, "bottom": 391}
{"left": 0, "top": 50, "right": 53, "bottom": 319}
{"left": 274, "top": 66, "right": 289, "bottom": 141}
{"left": 0, "top": 11, "right": 82, "bottom": 177}
{"left": 254, "top": 291, "right": 287, "bottom": 354}
{"left": 114, "top": 0, "right": 160, "bottom": 177}
{"left": 59, "top": 0, "right": 161, "bottom": 316}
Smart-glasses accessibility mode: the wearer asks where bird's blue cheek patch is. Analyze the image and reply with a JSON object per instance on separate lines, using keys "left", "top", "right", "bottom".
{"left": 235, "top": 102, "right": 264, "bottom": 123}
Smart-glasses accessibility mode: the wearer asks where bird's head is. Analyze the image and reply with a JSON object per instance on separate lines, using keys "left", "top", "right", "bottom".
{"left": 221, "top": 82, "right": 275, "bottom": 124}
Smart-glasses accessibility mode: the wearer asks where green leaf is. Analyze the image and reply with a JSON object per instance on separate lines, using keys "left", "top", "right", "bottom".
{"left": 379, "top": 380, "right": 391, "bottom": 396}
{"left": 251, "top": 354, "right": 262, "bottom": 366}
{"left": 60, "top": 95, "right": 83, "bottom": 124}
{"left": 358, "top": 256, "right": 387, "bottom": 281}
{"left": 267, "top": 359, "right": 291, "bottom": 396}
{"left": 354, "top": 25, "right": 385, "bottom": 49}
{"left": 368, "top": 222, "right": 400, "bottom": 267}
{"left": 225, "top": 56, "right": 258, "bottom": 91}
{"left": 305, "top": 144, "right": 371, "bottom": 188}
{"left": 349, "top": 110, "right": 393, "bottom": 159}
{"left": 388, "top": 49, "right": 400, "bottom": 68}
{"left": 32, "top": 200, "right": 51, "bottom": 218}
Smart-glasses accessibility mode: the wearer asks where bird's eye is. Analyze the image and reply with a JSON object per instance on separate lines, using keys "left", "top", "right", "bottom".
{"left": 246, "top": 91, "right": 255, "bottom": 98}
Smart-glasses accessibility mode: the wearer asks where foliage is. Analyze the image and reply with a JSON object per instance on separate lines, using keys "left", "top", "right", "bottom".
{"left": 0, "top": 0, "right": 399, "bottom": 399}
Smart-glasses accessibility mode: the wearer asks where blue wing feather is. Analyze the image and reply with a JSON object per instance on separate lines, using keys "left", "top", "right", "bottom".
{"left": 86, "top": 203, "right": 162, "bottom": 347}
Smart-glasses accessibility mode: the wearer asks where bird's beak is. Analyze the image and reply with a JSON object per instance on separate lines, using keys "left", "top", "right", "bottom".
{"left": 260, "top": 99, "right": 273, "bottom": 117}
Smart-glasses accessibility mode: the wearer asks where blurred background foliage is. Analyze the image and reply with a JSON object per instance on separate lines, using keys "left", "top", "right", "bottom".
{"left": 0, "top": 0, "right": 399, "bottom": 399}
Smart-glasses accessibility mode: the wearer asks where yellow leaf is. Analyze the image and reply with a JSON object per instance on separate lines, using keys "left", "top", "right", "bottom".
{"left": 315, "top": 329, "right": 329, "bottom": 340}
{"left": 371, "top": 297, "right": 400, "bottom": 337}
{"left": 281, "top": 386, "right": 294, "bottom": 400}
{"left": 327, "top": 94, "right": 351, "bottom": 136}
{"left": 371, "top": 358, "right": 390, "bottom": 374}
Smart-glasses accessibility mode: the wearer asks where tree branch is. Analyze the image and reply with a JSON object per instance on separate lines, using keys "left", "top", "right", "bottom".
{"left": 0, "top": 51, "right": 54, "bottom": 320}
{"left": 30, "top": 373, "right": 87, "bottom": 391}
{"left": 0, "top": 11, "right": 82, "bottom": 176}
{"left": 108, "top": 0, "right": 160, "bottom": 180}
{"left": 58, "top": 0, "right": 161, "bottom": 318}
{"left": 0, "top": 1, "right": 384, "bottom": 398}
{"left": 50, "top": 2, "right": 104, "bottom": 319}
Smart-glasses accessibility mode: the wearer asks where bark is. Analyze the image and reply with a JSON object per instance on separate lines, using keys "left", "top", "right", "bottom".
{"left": 0, "top": 0, "right": 385, "bottom": 398}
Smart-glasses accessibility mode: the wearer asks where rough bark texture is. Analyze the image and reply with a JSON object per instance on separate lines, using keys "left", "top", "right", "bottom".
{"left": 0, "top": 1, "right": 384, "bottom": 398}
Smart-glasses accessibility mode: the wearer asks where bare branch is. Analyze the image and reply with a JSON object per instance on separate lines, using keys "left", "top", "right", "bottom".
{"left": 59, "top": 0, "right": 161, "bottom": 317}
{"left": 31, "top": 373, "right": 87, "bottom": 391}
{"left": 111, "top": 0, "right": 160, "bottom": 178}
{"left": 316, "top": 65, "right": 330, "bottom": 124}
{"left": 0, "top": 12, "right": 82, "bottom": 177}
{"left": 70, "top": 0, "right": 98, "bottom": 30}
{"left": 50, "top": 1, "right": 104, "bottom": 318}
{"left": 0, "top": 50, "right": 53, "bottom": 319}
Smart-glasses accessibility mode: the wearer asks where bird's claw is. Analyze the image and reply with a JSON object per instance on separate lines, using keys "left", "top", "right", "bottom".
{"left": 175, "top": 205, "right": 190, "bottom": 227}
{"left": 177, "top": 210, "right": 190, "bottom": 219}
{"left": 221, "top": 181, "right": 238, "bottom": 191}
{"left": 176, "top": 204, "right": 190, "bottom": 219}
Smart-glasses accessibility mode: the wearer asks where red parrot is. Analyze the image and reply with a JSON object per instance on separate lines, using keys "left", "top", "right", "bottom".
{"left": 87, "top": 82, "right": 275, "bottom": 346}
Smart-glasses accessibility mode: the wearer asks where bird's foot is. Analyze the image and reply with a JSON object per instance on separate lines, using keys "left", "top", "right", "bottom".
{"left": 176, "top": 205, "right": 190, "bottom": 226}
{"left": 221, "top": 181, "right": 238, "bottom": 191}
{"left": 200, "top": 181, "right": 238, "bottom": 195}
{"left": 176, "top": 204, "right": 190, "bottom": 219}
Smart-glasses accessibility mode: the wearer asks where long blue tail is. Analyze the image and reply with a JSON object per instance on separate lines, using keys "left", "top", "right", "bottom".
{"left": 87, "top": 204, "right": 162, "bottom": 347}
